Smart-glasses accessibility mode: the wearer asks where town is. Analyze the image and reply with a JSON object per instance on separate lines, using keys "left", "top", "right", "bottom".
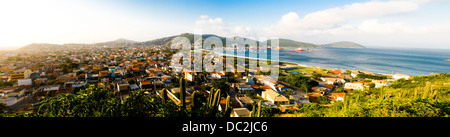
{"left": 0, "top": 40, "right": 421, "bottom": 117}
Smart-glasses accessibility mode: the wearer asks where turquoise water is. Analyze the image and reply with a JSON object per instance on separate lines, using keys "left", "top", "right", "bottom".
{"left": 226, "top": 47, "right": 450, "bottom": 76}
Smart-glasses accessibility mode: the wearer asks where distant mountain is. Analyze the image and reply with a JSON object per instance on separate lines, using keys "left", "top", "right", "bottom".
{"left": 321, "top": 41, "right": 365, "bottom": 48}
{"left": 18, "top": 43, "right": 64, "bottom": 51}
{"left": 17, "top": 33, "right": 365, "bottom": 52}
{"left": 18, "top": 38, "right": 138, "bottom": 51}
{"left": 145, "top": 33, "right": 322, "bottom": 49}
{"left": 108, "top": 38, "right": 137, "bottom": 44}
{"left": 267, "top": 39, "right": 321, "bottom": 49}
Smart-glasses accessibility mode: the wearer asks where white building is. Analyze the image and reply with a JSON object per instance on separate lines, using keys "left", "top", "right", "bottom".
{"left": 185, "top": 72, "right": 194, "bottom": 81}
{"left": 211, "top": 71, "right": 226, "bottom": 80}
{"left": 393, "top": 73, "right": 411, "bottom": 80}
{"left": 261, "top": 89, "right": 289, "bottom": 105}
{"left": 231, "top": 108, "right": 251, "bottom": 117}
{"left": 320, "top": 76, "right": 346, "bottom": 85}
{"left": 43, "top": 85, "right": 60, "bottom": 92}
{"left": 18, "top": 79, "right": 32, "bottom": 86}
{"left": 344, "top": 82, "right": 364, "bottom": 90}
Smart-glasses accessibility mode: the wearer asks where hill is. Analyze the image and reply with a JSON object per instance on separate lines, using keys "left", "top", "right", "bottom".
{"left": 321, "top": 41, "right": 365, "bottom": 48}
{"left": 17, "top": 34, "right": 364, "bottom": 52}
{"left": 266, "top": 39, "right": 321, "bottom": 49}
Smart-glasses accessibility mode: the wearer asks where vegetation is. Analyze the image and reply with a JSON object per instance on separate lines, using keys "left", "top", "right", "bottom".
{"left": 280, "top": 74, "right": 319, "bottom": 92}
{"left": 278, "top": 73, "right": 450, "bottom": 117}
{"left": 356, "top": 72, "right": 388, "bottom": 80}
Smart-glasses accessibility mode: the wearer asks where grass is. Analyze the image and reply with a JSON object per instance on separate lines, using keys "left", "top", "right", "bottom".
{"left": 289, "top": 66, "right": 346, "bottom": 78}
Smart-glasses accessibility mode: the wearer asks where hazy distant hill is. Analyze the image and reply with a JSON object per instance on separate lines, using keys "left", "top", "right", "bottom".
{"left": 266, "top": 39, "right": 321, "bottom": 49}
{"left": 17, "top": 33, "right": 364, "bottom": 52}
{"left": 18, "top": 38, "right": 138, "bottom": 51}
{"left": 321, "top": 41, "right": 365, "bottom": 48}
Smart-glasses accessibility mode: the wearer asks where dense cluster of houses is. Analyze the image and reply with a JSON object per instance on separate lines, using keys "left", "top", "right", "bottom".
{"left": 0, "top": 45, "right": 413, "bottom": 116}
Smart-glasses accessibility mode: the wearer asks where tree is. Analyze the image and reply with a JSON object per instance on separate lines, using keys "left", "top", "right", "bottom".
{"left": 346, "top": 70, "right": 352, "bottom": 75}
{"left": 317, "top": 96, "right": 330, "bottom": 104}
{"left": 0, "top": 102, "right": 9, "bottom": 113}
{"left": 368, "top": 82, "right": 376, "bottom": 89}
{"left": 334, "top": 87, "right": 346, "bottom": 93}
{"left": 211, "top": 80, "right": 230, "bottom": 93}
{"left": 312, "top": 73, "right": 322, "bottom": 80}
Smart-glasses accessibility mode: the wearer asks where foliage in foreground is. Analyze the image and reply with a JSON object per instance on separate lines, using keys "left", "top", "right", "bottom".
{"left": 282, "top": 73, "right": 450, "bottom": 117}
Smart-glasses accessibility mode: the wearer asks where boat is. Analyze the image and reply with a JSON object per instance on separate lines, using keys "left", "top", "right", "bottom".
{"left": 290, "top": 48, "right": 304, "bottom": 51}
{"left": 272, "top": 47, "right": 283, "bottom": 50}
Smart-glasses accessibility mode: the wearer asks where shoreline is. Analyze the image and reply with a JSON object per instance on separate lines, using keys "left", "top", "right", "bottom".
{"left": 211, "top": 50, "right": 445, "bottom": 77}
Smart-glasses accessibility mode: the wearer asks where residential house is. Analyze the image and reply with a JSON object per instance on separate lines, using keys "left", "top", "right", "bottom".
{"left": 328, "top": 69, "right": 344, "bottom": 75}
{"left": 261, "top": 89, "right": 289, "bottom": 105}
{"left": 117, "top": 80, "right": 130, "bottom": 93}
{"left": 236, "top": 83, "right": 255, "bottom": 94}
{"left": 238, "top": 96, "right": 254, "bottom": 107}
{"left": 289, "top": 94, "right": 310, "bottom": 104}
{"left": 211, "top": 71, "right": 226, "bottom": 80}
{"left": 140, "top": 80, "right": 153, "bottom": 91}
{"left": 185, "top": 72, "right": 194, "bottom": 81}
{"left": 17, "top": 79, "right": 32, "bottom": 86}
{"left": 329, "top": 93, "right": 346, "bottom": 101}
{"left": 0, "top": 74, "right": 8, "bottom": 82}
{"left": 312, "top": 86, "right": 331, "bottom": 95}
{"left": 244, "top": 77, "right": 255, "bottom": 85}
{"left": 42, "top": 85, "right": 60, "bottom": 92}
{"left": 344, "top": 82, "right": 364, "bottom": 90}
{"left": 320, "top": 76, "right": 346, "bottom": 85}
{"left": 231, "top": 108, "right": 251, "bottom": 117}
{"left": 272, "top": 83, "right": 289, "bottom": 94}
{"left": 56, "top": 75, "right": 77, "bottom": 83}
{"left": 8, "top": 69, "right": 29, "bottom": 82}
{"left": 64, "top": 81, "right": 86, "bottom": 88}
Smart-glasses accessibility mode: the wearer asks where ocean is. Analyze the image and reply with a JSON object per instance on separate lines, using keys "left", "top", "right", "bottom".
{"left": 223, "top": 47, "right": 450, "bottom": 76}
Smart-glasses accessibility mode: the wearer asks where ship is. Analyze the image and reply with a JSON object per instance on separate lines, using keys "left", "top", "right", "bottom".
{"left": 290, "top": 48, "right": 304, "bottom": 51}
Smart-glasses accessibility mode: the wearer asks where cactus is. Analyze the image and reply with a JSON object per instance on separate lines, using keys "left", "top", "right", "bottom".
{"left": 256, "top": 100, "right": 261, "bottom": 117}
{"left": 160, "top": 88, "right": 167, "bottom": 104}
{"left": 180, "top": 77, "right": 186, "bottom": 110}
{"left": 355, "top": 94, "right": 360, "bottom": 104}
{"left": 423, "top": 81, "right": 431, "bottom": 99}
{"left": 210, "top": 89, "right": 221, "bottom": 117}
{"left": 431, "top": 90, "right": 438, "bottom": 100}
{"left": 343, "top": 95, "right": 349, "bottom": 111}
{"left": 224, "top": 96, "right": 231, "bottom": 117}
{"left": 191, "top": 90, "right": 198, "bottom": 110}
{"left": 205, "top": 88, "right": 222, "bottom": 117}
{"left": 250, "top": 104, "right": 256, "bottom": 117}
{"left": 207, "top": 88, "right": 214, "bottom": 108}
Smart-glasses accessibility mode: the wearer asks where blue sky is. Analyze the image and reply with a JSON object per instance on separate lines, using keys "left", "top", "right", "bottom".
{"left": 1, "top": 0, "right": 450, "bottom": 49}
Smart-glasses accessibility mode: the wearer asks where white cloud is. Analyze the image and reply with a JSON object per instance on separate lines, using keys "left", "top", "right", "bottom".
{"left": 271, "top": 0, "right": 419, "bottom": 32}
{"left": 193, "top": 0, "right": 450, "bottom": 48}
{"left": 195, "top": 15, "right": 259, "bottom": 38}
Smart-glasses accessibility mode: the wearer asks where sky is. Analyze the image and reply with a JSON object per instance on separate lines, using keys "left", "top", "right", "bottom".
{"left": 1, "top": 0, "right": 450, "bottom": 50}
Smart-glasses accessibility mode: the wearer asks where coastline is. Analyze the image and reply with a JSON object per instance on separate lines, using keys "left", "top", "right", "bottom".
{"left": 210, "top": 49, "right": 450, "bottom": 76}
{"left": 214, "top": 51, "right": 380, "bottom": 76}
